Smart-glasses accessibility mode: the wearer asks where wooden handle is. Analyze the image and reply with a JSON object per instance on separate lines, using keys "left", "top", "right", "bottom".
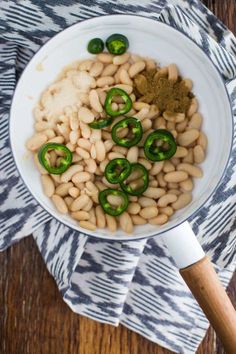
{"left": 180, "top": 256, "right": 236, "bottom": 353}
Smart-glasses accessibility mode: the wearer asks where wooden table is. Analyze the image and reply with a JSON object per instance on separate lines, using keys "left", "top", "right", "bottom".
{"left": 0, "top": 1, "right": 235, "bottom": 353}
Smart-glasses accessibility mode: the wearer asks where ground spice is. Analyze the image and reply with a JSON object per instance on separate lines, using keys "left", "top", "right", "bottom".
{"left": 134, "top": 69, "right": 193, "bottom": 114}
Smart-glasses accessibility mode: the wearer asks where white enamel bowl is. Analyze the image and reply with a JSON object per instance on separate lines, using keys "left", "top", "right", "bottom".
{"left": 10, "top": 15, "right": 233, "bottom": 241}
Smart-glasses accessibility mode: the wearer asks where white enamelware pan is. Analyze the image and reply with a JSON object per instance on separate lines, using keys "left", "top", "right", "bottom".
{"left": 9, "top": 15, "right": 236, "bottom": 351}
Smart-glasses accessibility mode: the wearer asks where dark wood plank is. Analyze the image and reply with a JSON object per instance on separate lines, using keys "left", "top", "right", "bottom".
{"left": 0, "top": 1, "right": 235, "bottom": 353}
{"left": 203, "top": 0, "right": 236, "bottom": 35}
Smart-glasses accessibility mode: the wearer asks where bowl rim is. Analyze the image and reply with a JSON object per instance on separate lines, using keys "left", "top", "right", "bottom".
{"left": 9, "top": 14, "right": 234, "bottom": 242}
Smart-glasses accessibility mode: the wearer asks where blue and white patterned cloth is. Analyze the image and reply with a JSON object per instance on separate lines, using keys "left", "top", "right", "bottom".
{"left": 0, "top": 1, "right": 236, "bottom": 353}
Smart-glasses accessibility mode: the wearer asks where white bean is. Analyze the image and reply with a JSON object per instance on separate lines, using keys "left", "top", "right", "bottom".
{"left": 127, "top": 203, "right": 141, "bottom": 215}
{"left": 71, "top": 210, "right": 90, "bottom": 221}
{"left": 106, "top": 214, "right": 117, "bottom": 232}
{"left": 176, "top": 120, "right": 188, "bottom": 133}
{"left": 79, "top": 59, "right": 93, "bottom": 71}
{"left": 133, "top": 107, "right": 149, "bottom": 121}
{"left": 50, "top": 174, "right": 61, "bottom": 184}
{"left": 83, "top": 198, "right": 93, "bottom": 212}
{"left": 76, "top": 147, "right": 90, "bottom": 160}
{"left": 69, "top": 130, "right": 79, "bottom": 145}
{"left": 163, "top": 111, "right": 185, "bottom": 123}
{"left": 157, "top": 194, "right": 177, "bottom": 207}
{"left": 78, "top": 107, "right": 94, "bottom": 124}
{"left": 95, "top": 206, "right": 106, "bottom": 228}
{"left": 119, "top": 212, "right": 133, "bottom": 233}
{"left": 95, "top": 141, "right": 106, "bottom": 162}
{"left": 128, "top": 61, "right": 146, "bottom": 78}
{"left": 159, "top": 206, "right": 174, "bottom": 217}
{"left": 149, "top": 214, "right": 168, "bottom": 225}
{"left": 72, "top": 171, "right": 91, "bottom": 184}
{"left": 69, "top": 187, "right": 80, "bottom": 198}
{"left": 113, "top": 53, "right": 130, "bottom": 65}
{"left": 177, "top": 163, "right": 203, "bottom": 178}
{"left": 34, "top": 154, "right": 48, "bottom": 174}
{"left": 102, "top": 64, "right": 118, "bottom": 76}
{"left": 145, "top": 58, "right": 156, "bottom": 70}
{"left": 168, "top": 63, "right": 178, "bottom": 82}
{"left": 70, "top": 194, "right": 90, "bottom": 211}
{"left": 187, "top": 98, "right": 198, "bottom": 117}
{"left": 96, "top": 76, "right": 115, "bottom": 87}
{"left": 108, "top": 152, "right": 125, "bottom": 160}
{"left": 149, "top": 180, "right": 158, "bottom": 187}
{"left": 79, "top": 220, "right": 96, "bottom": 231}
{"left": 64, "top": 196, "right": 73, "bottom": 207}
{"left": 52, "top": 195, "right": 68, "bottom": 214}
{"left": 133, "top": 102, "right": 149, "bottom": 111}
{"left": 90, "top": 144, "right": 97, "bottom": 159}
{"left": 167, "top": 182, "right": 178, "bottom": 189}
{"left": 85, "top": 158, "right": 97, "bottom": 173}
{"left": 77, "top": 138, "right": 91, "bottom": 151}
{"left": 35, "top": 121, "right": 51, "bottom": 132}
{"left": 138, "top": 197, "right": 156, "bottom": 207}
{"left": 172, "top": 193, "right": 192, "bottom": 210}
{"left": 197, "top": 132, "right": 208, "bottom": 151}
{"left": 168, "top": 189, "right": 181, "bottom": 196}
{"left": 188, "top": 112, "right": 202, "bottom": 129}
{"left": 97, "top": 89, "right": 107, "bottom": 105}
{"left": 90, "top": 129, "right": 102, "bottom": 143}
{"left": 55, "top": 182, "right": 73, "bottom": 197}
{"left": 113, "top": 84, "right": 133, "bottom": 95}
{"left": 44, "top": 129, "right": 56, "bottom": 139}
{"left": 182, "top": 78, "right": 193, "bottom": 91}
{"left": 70, "top": 114, "right": 79, "bottom": 131}
{"left": 89, "top": 61, "right": 104, "bottom": 77}
{"left": 193, "top": 145, "right": 205, "bottom": 164}
{"left": 157, "top": 172, "right": 167, "bottom": 187}
{"left": 164, "top": 171, "right": 188, "bottom": 183}
{"left": 146, "top": 105, "right": 160, "bottom": 119}
{"left": 131, "top": 215, "right": 147, "bottom": 225}
{"left": 163, "top": 161, "right": 175, "bottom": 173}
{"left": 80, "top": 121, "right": 91, "bottom": 139}
{"left": 26, "top": 133, "right": 47, "bottom": 151}
{"left": 85, "top": 181, "right": 99, "bottom": 195}
{"left": 140, "top": 207, "right": 158, "bottom": 219}
{"left": 142, "top": 118, "right": 152, "bottom": 132}
{"left": 88, "top": 208, "right": 96, "bottom": 225}
{"left": 149, "top": 161, "right": 164, "bottom": 176}
{"left": 89, "top": 89, "right": 103, "bottom": 113}
{"left": 41, "top": 175, "right": 55, "bottom": 197}
{"left": 112, "top": 146, "right": 128, "bottom": 155}
{"left": 80, "top": 93, "right": 90, "bottom": 106}
{"left": 61, "top": 165, "right": 83, "bottom": 183}
{"left": 48, "top": 136, "right": 64, "bottom": 144}
{"left": 177, "top": 129, "right": 200, "bottom": 146}
{"left": 174, "top": 146, "right": 188, "bottom": 158}
{"left": 179, "top": 178, "right": 194, "bottom": 192}
{"left": 120, "top": 69, "right": 133, "bottom": 85}
{"left": 138, "top": 158, "right": 152, "bottom": 170}
{"left": 182, "top": 148, "right": 194, "bottom": 164}
{"left": 97, "top": 53, "right": 114, "bottom": 64}
{"left": 99, "top": 159, "right": 109, "bottom": 173}
{"left": 153, "top": 117, "right": 166, "bottom": 129}
{"left": 127, "top": 146, "right": 139, "bottom": 163}
{"left": 143, "top": 187, "right": 165, "bottom": 199}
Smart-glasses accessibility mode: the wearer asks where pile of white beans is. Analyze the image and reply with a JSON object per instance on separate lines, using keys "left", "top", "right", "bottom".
{"left": 26, "top": 51, "right": 207, "bottom": 234}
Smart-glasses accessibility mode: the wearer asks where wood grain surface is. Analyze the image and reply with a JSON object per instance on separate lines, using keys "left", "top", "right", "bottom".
{"left": 0, "top": 1, "right": 235, "bottom": 353}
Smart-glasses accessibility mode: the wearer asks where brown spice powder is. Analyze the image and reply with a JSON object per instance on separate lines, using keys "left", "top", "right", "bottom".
{"left": 134, "top": 69, "right": 193, "bottom": 114}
